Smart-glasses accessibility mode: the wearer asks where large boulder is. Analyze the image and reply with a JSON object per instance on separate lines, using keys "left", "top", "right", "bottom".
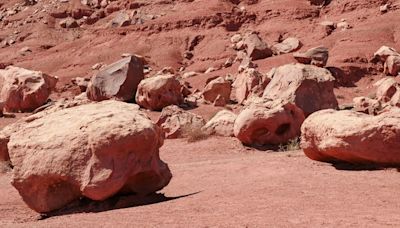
{"left": 202, "top": 110, "right": 237, "bottom": 137}
{"left": 293, "top": 46, "right": 329, "bottom": 67}
{"left": 8, "top": 101, "right": 171, "bottom": 213}
{"left": 301, "top": 108, "right": 400, "bottom": 165}
{"left": 384, "top": 55, "right": 400, "bottom": 76}
{"left": 156, "top": 105, "right": 206, "bottom": 139}
{"left": 263, "top": 63, "right": 338, "bottom": 116}
{"left": 373, "top": 46, "right": 399, "bottom": 62}
{"left": 202, "top": 77, "right": 231, "bottom": 105}
{"left": 243, "top": 33, "right": 273, "bottom": 60}
{"left": 374, "top": 77, "right": 399, "bottom": 102}
{"left": 0, "top": 66, "right": 58, "bottom": 112}
{"left": 87, "top": 56, "right": 144, "bottom": 102}
{"left": 135, "top": 74, "right": 184, "bottom": 111}
{"left": 233, "top": 68, "right": 271, "bottom": 104}
{"left": 234, "top": 101, "right": 305, "bottom": 146}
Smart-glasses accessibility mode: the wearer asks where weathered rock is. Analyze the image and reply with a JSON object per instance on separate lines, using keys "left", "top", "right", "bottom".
{"left": 87, "top": 55, "right": 144, "bottom": 102}
{"left": 353, "top": 96, "right": 382, "bottom": 115}
{"left": 373, "top": 46, "right": 399, "bottom": 62}
{"left": 59, "top": 17, "right": 79, "bottom": 28}
{"left": 110, "top": 11, "right": 131, "bottom": 27}
{"left": 263, "top": 63, "right": 338, "bottom": 116}
{"left": 202, "top": 110, "right": 237, "bottom": 137}
{"left": 135, "top": 74, "right": 183, "bottom": 111}
{"left": 9, "top": 101, "right": 171, "bottom": 213}
{"left": 0, "top": 66, "right": 58, "bottom": 112}
{"left": 71, "top": 77, "right": 90, "bottom": 92}
{"left": 156, "top": 105, "right": 206, "bottom": 139}
{"left": 243, "top": 33, "right": 272, "bottom": 60}
{"left": 301, "top": 108, "right": 400, "bottom": 165}
{"left": 271, "top": 37, "right": 302, "bottom": 55}
{"left": 384, "top": 55, "right": 400, "bottom": 76}
{"left": 202, "top": 77, "right": 231, "bottom": 105}
{"left": 233, "top": 68, "right": 270, "bottom": 104}
{"left": 374, "top": 77, "right": 399, "bottom": 102}
{"left": 234, "top": 102, "right": 305, "bottom": 146}
{"left": 293, "top": 46, "right": 329, "bottom": 67}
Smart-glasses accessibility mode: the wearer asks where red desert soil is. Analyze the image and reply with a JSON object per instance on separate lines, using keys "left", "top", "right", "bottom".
{"left": 1, "top": 137, "right": 400, "bottom": 227}
{"left": 1, "top": 0, "right": 400, "bottom": 227}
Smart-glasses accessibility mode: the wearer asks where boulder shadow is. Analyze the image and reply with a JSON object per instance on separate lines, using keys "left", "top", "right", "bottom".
{"left": 40, "top": 191, "right": 201, "bottom": 219}
{"left": 331, "top": 161, "right": 384, "bottom": 171}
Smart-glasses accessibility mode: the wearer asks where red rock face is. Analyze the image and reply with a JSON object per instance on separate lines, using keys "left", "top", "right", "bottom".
{"left": 7, "top": 101, "right": 171, "bottom": 213}
{"left": 87, "top": 56, "right": 144, "bottom": 102}
{"left": 301, "top": 108, "right": 400, "bottom": 165}
{"left": 0, "top": 67, "right": 58, "bottom": 112}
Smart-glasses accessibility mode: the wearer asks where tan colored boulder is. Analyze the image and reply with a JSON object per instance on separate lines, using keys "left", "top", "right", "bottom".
{"left": 202, "top": 77, "right": 231, "bottom": 105}
{"left": 202, "top": 110, "right": 237, "bottom": 137}
{"left": 135, "top": 74, "right": 183, "bottom": 111}
{"left": 271, "top": 37, "right": 302, "bottom": 55}
{"left": 110, "top": 11, "right": 131, "bottom": 27}
{"left": 8, "top": 101, "right": 171, "bottom": 213}
{"left": 374, "top": 77, "right": 399, "bottom": 102}
{"left": 71, "top": 77, "right": 90, "bottom": 92}
{"left": 234, "top": 101, "right": 305, "bottom": 146}
{"left": 263, "top": 63, "right": 338, "bottom": 116}
{"left": 384, "top": 55, "right": 400, "bottom": 76}
{"left": 87, "top": 56, "right": 144, "bottom": 102}
{"left": 353, "top": 96, "right": 382, "bottom": 115}
{"left": 373, "top": 46, "right": 399, "bottom": 62}
{"left": 293, "top": 46, "right": 329, "bottom": 67}
{"left": 243, "top": 33, "right": 272, "bottom": 60}
{"left": 233, "top": 68, "right": 270, "bottom": 104}
{"left": 301, "top": 108, "right": 400, "bottom": 165}
{"left": 0, "top": 66, "right": 58, "bottom": 112}
{"left": 156, "top": 105, "right": 206, "bottom": 139}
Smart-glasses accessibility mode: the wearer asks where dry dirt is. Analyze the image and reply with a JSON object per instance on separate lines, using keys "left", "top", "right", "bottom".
{"left": 1, "top": 0, "right": 400, "bottom": 227}
{"left": 1, "top": 137, "right": 400, "bottom": 227}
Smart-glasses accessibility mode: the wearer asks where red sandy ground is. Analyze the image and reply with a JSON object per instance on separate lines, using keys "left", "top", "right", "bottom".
{"left": 1, "top": 137, "right": 400, "bottom": 227}
{"left": 1, "top": 0, "right": 400, "bottom": 226}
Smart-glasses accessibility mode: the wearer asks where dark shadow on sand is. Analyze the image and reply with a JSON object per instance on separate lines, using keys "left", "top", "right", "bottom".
{"left": 40, "top": 191, "right": 201, "bottom": 220}
{"left": 331, "top": 162, "right": 385, "bottom": 171}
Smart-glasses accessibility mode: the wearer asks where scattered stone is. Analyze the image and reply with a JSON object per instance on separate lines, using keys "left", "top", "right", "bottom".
{"left": 337, "top": 21, "right": 351, "bottom": 30}
{"left": 301, "top": 108, "right": 400, "bottom": 165}
{"left": 91, "top": 62, "right": 104, "bottom": 70}
{"left": 110, "top": 11, "right": 131, "bottom": 27}
{"left": 233, "top": 68, "right": 270, "bottom": 104}
{"left": 353, "top": 96, "right": 382, "bottom": 115}
{"left": 59, "top": 17, "right": 79, "bottom": 28}
{"left": 71, "top": 77, "right": 90, "bottom": 92}
{"left": 87, "top": 55, "right": 144, "bottom": 102}
{"left": 182, "top": 71, "right": 197, "bottom": 79}
{"left": 384, "top": 55, "right": 400, "bottom": 76}
{"left": 234, "top": 101, "right": 305, "bottom": 146}
{"left": 230, "top": 34, "right": 242, "bottom": 44}
{"left": 135, "top": 74, "right": 183, "bottom": 111}
{"left": 293, "top": 46, "right": 329, "bottom": 67}
{"left": 243, "top": 33, "right": 273, "bottom": 60}
{"left": 202, "top": 77, "right": 231, "bottom": 105}
{"left": 18, "top": 46, "right": 32, "bottom": 56}
{"left": 7, "top": 101, "right": 171, "bottom": 213}
{"left": 238, "top": 56, "right": 257, "bottom": 73}
{"left": 374, "top": 77, "right": 398, "bottom": 102}
{"left": 319, "top": 21, "right": 336, "bottom": 35}
{"left": 373, "top": 46, "right": 399, "bottom": 62}
{"left": 202, "top": 110, "right": 237, "bottom": 137}
{"left": 271, "top": 37, "right": 302, "bottom": 55}
{"left": 380, "top": 4, "right": 389, "bottom": 13}
{"left": 0, "top": 66, "right": 58, "bottom": 112}
{"left": 156, "top": 105, "right": 206, "bottom": 139}
{"left": 263, "top": 63, "right": 338, "bottom": 116}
